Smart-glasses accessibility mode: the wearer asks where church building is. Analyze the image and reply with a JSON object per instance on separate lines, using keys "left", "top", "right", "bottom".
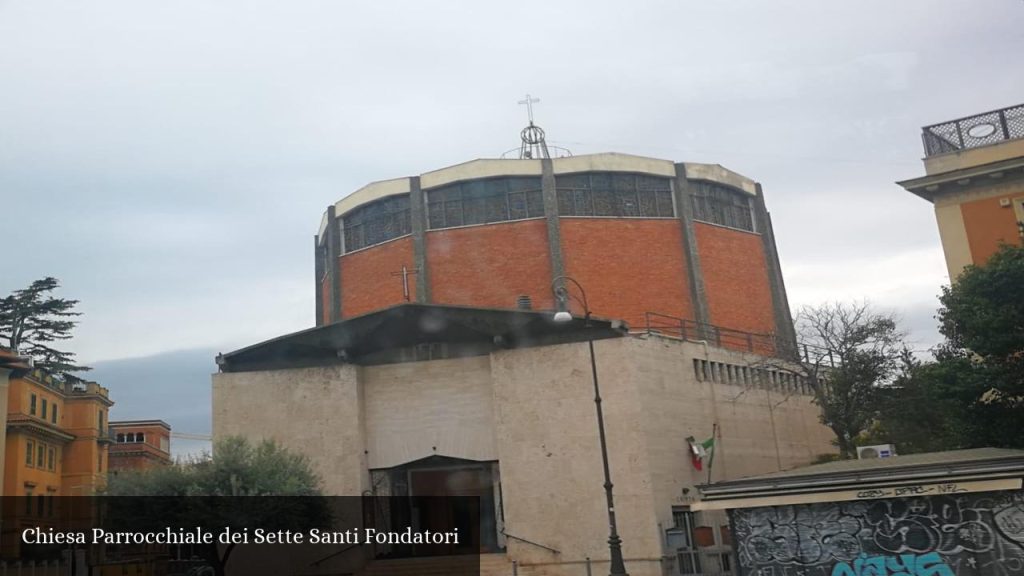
{"left": 213, "top": 118, "right": 835, "bottom": 576}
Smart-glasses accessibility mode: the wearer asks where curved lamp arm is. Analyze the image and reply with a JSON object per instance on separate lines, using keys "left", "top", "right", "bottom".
{"left": 550, "top": 275, "right": 591, "bottom": 321}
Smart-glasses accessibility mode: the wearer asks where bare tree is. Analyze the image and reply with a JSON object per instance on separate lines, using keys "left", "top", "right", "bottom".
{"left": 741, "top": 302, "right": 908, "bottom": 459}
{"left": 793, "top": 302, "right": 908, "bottom": 459}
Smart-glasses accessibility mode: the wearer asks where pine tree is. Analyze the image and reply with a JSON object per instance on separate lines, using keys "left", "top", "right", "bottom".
{"left": 0, "top": 277, "right": 90, "bottom": 380}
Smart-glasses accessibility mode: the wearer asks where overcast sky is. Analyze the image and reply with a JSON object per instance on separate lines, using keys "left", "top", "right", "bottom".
{"left": 3, "top": 1, "right": 1023, "bottom": 431}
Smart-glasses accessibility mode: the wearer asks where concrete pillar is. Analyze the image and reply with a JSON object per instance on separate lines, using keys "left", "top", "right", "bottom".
{"left": 673, "top": 164, "right": 712, "bottom": 335}
{"left": 314, "top": 234, "right": 324, "bottom": 326}
{"left": 325, "top": 205, "right": 342, "bottom": 323}
{"left": 754, "top": 184, "right": 798, "bottom": 357}
{"left": 409, "top": 177, "right": 431, "bottom": 303}
{"left": 541, "top": 158, "right": 566, "bottom": 285}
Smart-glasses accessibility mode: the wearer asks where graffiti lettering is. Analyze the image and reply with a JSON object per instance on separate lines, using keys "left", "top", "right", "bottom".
{"left": 858, "top": 490, "right": 890, "bottom": 499}
{"left": 856, "top": 484, "right": 969, "bottom": 501}
{"left": 994, "top": 503, "right": 1024, "bottom": 547}
{"left": 894, "top": 486, "right": 935, "bottom": 497}
{"left": 831, "top": 552, "right": 953, "bottom": 576}
{"left": 732, "top": 490, "right": 1024, "bottom": 575}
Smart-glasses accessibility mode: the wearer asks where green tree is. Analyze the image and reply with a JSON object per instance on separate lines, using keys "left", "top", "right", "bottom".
{"left": 790, "top": 302, "right": 909, "bottom": 459}
{"left": 934, "top": 244, "right": 1023, "bottom": 448}
{"left": 0, "top": 277, "right": 90, "bottom": 379}
{"left": 865, "top": 351, "right": 974, "bottom": 453}
{"left": 104, "top": 436, "right": 327, "bottom": 576}
{"left": 938, "top": 244, "right": 1024, "bottom": 404}
{"left": 869, "top": 245, "right": 1024, "bottom": 452}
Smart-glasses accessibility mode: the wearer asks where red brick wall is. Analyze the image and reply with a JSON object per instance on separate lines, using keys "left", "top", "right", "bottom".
{"left": 340, "top": 237, "right": 416, "bottom": 318}
{"left": 695, "top": 222, "right": 775, "bottom": 336}
{"left": 560, "top": 219, "right": 691, "bottom": 330}
{"left": 960, "top": 196, "right": 1022, "bottom": 266}
{"left": 426, "top": 219, "right": 555, "bottom": 310}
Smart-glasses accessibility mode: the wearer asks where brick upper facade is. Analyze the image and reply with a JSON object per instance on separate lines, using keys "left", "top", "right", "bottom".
{"left": 316, "top": 153, "right": 796, "bottom": 354}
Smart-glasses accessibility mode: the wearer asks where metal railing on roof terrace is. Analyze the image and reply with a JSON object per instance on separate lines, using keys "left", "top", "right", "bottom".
{"left": 922, "top": 103, "right": 1024, "bottom": 157}
{"left": 642, "top": 311, "right": 841, "bottom": 366}
{"left": 642, "top": 312, "right": 777, "bottom": 355}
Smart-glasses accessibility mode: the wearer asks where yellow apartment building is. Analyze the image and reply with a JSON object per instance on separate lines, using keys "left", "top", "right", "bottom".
{"left": 899, "top": 102, "right": 1024, "bottom": 278}
{"left": 4, "top": 368, "right": 113, "bottom": 497}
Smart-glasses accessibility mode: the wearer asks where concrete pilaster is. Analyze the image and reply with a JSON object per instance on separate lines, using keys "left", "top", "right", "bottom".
{"left": 673, "top": 164, "right": 712, "bottom": 335}
{"left": 754, "top": 184, "right": 798, "bottom": 357}
{"left": 314, "top": 234, "right": 324, "bottom": 326}
{"left": 325, "top": 205, "right": 342, "bottom": 323}
{"left": 541, "top": 159, "right": 566, "bottom": 286}
{"left": 409, "top": 177, "right": 431, "bottom": 303}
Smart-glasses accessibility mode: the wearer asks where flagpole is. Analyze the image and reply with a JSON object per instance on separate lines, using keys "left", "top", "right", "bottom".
{"left": 706, "top": 423, "right": 717, "bottom": 485}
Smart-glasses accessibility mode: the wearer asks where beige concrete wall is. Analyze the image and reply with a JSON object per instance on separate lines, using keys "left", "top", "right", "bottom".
{"left": 421, "top": 159, "right": 543, "bottom": 189}
{"left": 211, "top": 335, "right": 834, "bottom": 576}
{"left": 212, "top": 365, "right": 367, "bottom": 495}
{"left": 489, "top": 340, "right": 663, "bottom": 576}
{"left": 934, "top": 202, "right": 973, "bottom": 279}
{"left": 616, "top": 338, "right": 832, "bottom": 557}
{"left": 333, "top": 177, "right": 411, "bottom": 217}
{"left": 362, "top": 356, "right": 497, "bottom": 469}
{"left": 551, "top": 152, "right": 676, "bottom": 177}
{"left": 683, "top": 163, "right": 758, "bottom": 195}
{"left": 489, "top": 336, "right": 833, "bottom": 576}
{"left": 924, "top": 138, "right": 1024, "bottom": 175}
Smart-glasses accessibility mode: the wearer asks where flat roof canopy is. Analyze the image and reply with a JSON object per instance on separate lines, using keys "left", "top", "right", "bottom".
{"left": 694, "top": 448, "right": 1024, "bottom": 510}
{"left": 217, "top": 303, "right": 626, "bottom": 373}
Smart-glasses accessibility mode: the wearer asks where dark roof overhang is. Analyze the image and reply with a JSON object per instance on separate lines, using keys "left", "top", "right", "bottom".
{"left": 695, "top": 449, "right": 1024, "bottom": 509}
{"left": 216, "top": 303, "right": 627, "bottom": 373}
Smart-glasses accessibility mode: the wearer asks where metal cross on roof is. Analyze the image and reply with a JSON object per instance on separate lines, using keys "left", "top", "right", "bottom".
{"left": 518, "top": 94, "right": 540, "bottom": 125}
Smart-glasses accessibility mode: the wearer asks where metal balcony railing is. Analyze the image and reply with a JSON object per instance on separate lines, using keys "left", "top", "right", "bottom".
{"left": 922, "top": 103, "right": 1024, "bottom": 157}
{"left": 642, "top": 312, "right": 777, "bottom": 355}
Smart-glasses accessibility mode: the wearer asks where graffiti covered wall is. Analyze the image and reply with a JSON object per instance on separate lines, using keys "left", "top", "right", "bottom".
{"left": 730, "top": 490, "right": 1024, "bottom": 576}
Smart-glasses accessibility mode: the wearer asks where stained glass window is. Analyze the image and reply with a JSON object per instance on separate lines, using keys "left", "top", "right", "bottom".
{"left": 556, "top": 172, "right": 674, "bottom": 217}
{"left": 341, "top": 195, "right": 412, "bottom": 253}
{"left": 690, "top": 181, "right": 756, "bottom": 232}
{"left": 426, "top": 177, "right": 543, "bottom": 230}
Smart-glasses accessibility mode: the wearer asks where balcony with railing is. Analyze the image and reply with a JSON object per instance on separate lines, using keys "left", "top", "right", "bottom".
{"left": 922, "top": 103, "right": 1024, "bottom": 157}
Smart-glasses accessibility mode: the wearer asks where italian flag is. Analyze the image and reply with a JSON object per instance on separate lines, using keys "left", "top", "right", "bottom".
{"left": 689, "top": 436, "right": 715, "bottom": 471}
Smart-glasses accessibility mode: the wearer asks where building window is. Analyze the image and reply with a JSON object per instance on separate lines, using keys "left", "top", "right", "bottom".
{"left": 24, "top": 490, "right": 32, "bottom": 514}
{"left": 691, "top": 181, "right": 756, "bottom": 232}
{"left": 117, "top": 433, "right": 125, "bottom": 442}
{"left": 718, "top": 553, "right": 732, "bottom": 572}
{"left": 26, "top": 440, "right": 34, "bottom": 467}
{"left": 427, "top": 177, "right": 544, "bottom": 229}
{"left": 671, "top": 508, "right": 702, "bottom": 576}
{"left": 30, "top": 394, "right": 37, "bottom": 415}
{"left": 37, "top": 444, "right": 45, "bottom": 468}
{"left": 341, "top": 195, "right": 412, "bottom": 253}
{"left": 556, "top": 172, "right": 675, "bottom": 218}
{"left": 51, "top": 405, "right": 58, "bottom": 424}
{"left": 47, "top": 447, "right": 55, "bottom": 471}
{"left": 41, "top": 398, "right": 47, "bottom": 420}
{"left": 99, "top": 410, "right": 105, "bottom": 432}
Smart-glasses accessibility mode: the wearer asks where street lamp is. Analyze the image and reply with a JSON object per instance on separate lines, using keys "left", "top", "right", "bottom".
{"left": 550, "top": 276, "right": 629, "bottom": 576}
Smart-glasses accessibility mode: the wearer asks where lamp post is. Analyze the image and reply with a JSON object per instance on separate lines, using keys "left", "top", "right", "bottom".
{"left": 550, "top": 276, "right": 629, "bottom": 576}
